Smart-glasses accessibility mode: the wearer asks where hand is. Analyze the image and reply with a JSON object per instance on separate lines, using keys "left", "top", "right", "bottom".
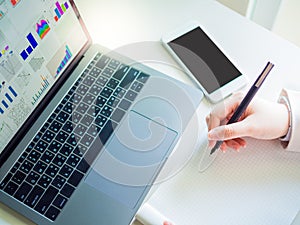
{"left": 206, "top": 92, "right": 290, "bottom": 152}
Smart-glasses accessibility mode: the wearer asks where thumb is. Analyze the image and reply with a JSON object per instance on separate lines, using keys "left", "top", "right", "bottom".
{"left": 208, "top": 122, "right": 248, "bottom": 141}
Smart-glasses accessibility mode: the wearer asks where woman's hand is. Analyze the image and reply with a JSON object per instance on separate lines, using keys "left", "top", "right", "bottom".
{"left": 206, "top": 93, "right": 290, "bottom": 152}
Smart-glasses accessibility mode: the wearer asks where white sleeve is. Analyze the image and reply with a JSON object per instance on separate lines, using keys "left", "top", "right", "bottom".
{"left": 279, "top": 89, "right": 300, "bottom": 152}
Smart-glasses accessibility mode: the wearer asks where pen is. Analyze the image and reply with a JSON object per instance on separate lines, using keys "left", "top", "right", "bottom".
{"left": 210, "top": 62, "right": 274, "bottom": 155}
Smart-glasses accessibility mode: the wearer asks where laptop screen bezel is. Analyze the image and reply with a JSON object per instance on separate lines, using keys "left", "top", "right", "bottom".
{"left": 0, "top": 0, "right": 92, "bottom": 167}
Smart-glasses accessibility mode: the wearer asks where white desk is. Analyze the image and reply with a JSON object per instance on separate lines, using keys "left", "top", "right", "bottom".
{"left": 1, "top": 0, "right": 300, "bottom": 224}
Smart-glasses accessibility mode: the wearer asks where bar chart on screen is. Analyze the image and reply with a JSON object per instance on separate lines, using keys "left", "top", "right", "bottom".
{"left": 55, "top": 45, "right": 72, "bottom": 77}
{"left": 0, "top": 84, "right": 18, "bottom": 114}
{"left": 53, "top": 1, "right": 69, "bottom": 22}
{"left": 20, "top": 33, "right": 38, "bottom": 61}
{"left": 31, "top": 75, "right": 50, "bottom": 106}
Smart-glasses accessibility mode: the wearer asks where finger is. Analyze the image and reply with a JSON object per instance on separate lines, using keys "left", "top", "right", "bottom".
{"left": 208, "top": 121, "right": 249, "bottom": 141}
{"left": 208, "top": 139, "right": 216, "bottom": 148}
{"left": 210, "top": 92, "right": 244, "bottom": 121}
{"left": 220, "top": 142, "right": 227, "bottom": 152}
{"left": 234, "top": 138, "right": 247, "bottom": 148}
{"left": 225, "top": 139, "right": 243, "bottom": 151}
{"left": 207, "top": 112, "right": 221, "bottom": 132}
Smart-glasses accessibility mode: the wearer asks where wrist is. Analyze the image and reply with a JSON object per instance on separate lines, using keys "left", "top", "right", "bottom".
{"left": 278, "top": 96, "right": 291, "bottom": 141}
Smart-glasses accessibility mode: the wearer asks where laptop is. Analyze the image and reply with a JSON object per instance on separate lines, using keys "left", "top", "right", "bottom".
{"left": 0, "top": 0, "right": 203, "bottom": 224}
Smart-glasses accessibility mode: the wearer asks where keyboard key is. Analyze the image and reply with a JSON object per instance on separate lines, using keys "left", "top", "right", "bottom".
{"left": 108, "top": 59, "right": 120, "bottom": 69}
{"left": 20, "top": 160, "right": 34, "bottom": 174}
{"left": 107, "top": 78, "right": 119, "bottom": 89}
{"left": 4, "top": 181, "right": 18, "bottom": 195}
{"left": 27, "top": 150, "right": 41, "bottom": 163}
{"left": 62, "top": 102, "right": 73, "bottom": 114}
{"left": 53, "top": 154, "right": 67, "bottom": 167}
{"left": 82, "top": 93, "right": 96, "bottom": 105}
{"left": 74, "top": 144, "right": 87, "bottom": 157}
{"left": 10, "top": 162, "right": 20, "bottom": 174}
{"left": 0, "top": 173, "right": 12, "bottom": 190}
{"left": 35, "top": 186, "right": 58, "bottom": 214}
{"left": 59, "top": 165, "right": 73, "bottom": 178}
{"left": 87, "top": 124, "right": 100, "bottom": 137}
{"left": 111, "top": 108, "right": 125, "bottom": 123}
{"left": 69, "top": 111, "right": 82, "bottom": 123}
{"left": 77, "top": 84, "right": 89, "bottom": 96}
{"left": 49, "top": 121, "right": 63, "bottom": 133}
{"left": 81, "top": 114, "right": 94, "bottom": 127}
{"left": 42, "top": 130, "right": 56, "bottom": 143}
{"left": 38, "top": 175, "right": 53, "bottom": 189}
{"left": 103, "top": 67, "right": 114, "bottom": 77}
{"left": 132, "top": 82, "right": 143, "bottom": 92}
{"left": 68, "top": 170, "right": 84, "bottom": 187}
{"left": 83, "top": 75, "right": 95, "bottom": 86}
{"left": 119, "top": 99, "right": 131, "bottom": 110}
{"left": 45, "top": 164, "right": 59, "bottom": 178}
{"left": 45, "top": 206, "right": 60, "bottom": 221}
{"left": 119, "top": 68, "right": 139, "bottom": 89}
{"left": 113, "top": 65, "right": 129, "bottom": 80}
{"left": 33, "top": 161, "right": 47, "bottom": 174}
{"left": 47, "top": 113, "right": 57, "bottom": 124}
{"left": 60, "top": 183, "right": 75, "bottom": 198}
{"left": 66, "top": 154, "right": 80, "bottom": 168}
{"left": 55, "top": 130, "right": 69, "bottom": 143}
{"left": 12, "top": 171, "right": 26, "bottom": 185}
{"left": 66, "top": 133, "right": 79, "bottom": 146}
{"left": 95, "top": 115, "right": 107, "bottom": 127}
{"left": 99, "top": 120, "right": 117, "bottom": 145}
{"left": 53, "top": 194, "right": 68, "bottom": 209}
{"left": 100, "top": 105, "right": 113, "bottom": 117}
{"left": 24, "top": 185, "right": 44, "bottom": 207}
{"left": 56, "top": 111, "right": 69, "bottom": 124}
{"left": 87, "top": 105, "right": 100, "bottom": 117}
{"left": 62, "top": 121, "right": 74, "bottom": 133}
{"left": 74, "top": 124, "right": 88, "bottom": 136}
{"left": 107, "top": 96, "right": 120, "bottom": 108}
{"left": 96, "top": 76, "right": 108, "bottom": 87}
{"left": 41, "top": 150, "right": 54, "bottom": 164}
{"left": 52, "top": 175, "right": 66, "bottom": 189}
{"left": 26, "top": 171, "right": 40, "bottom": 185}
{"left": 95, "top": 96, "right": 107, "bottom": 108}
{"left": 33, "top": 132, "right": 43, "bottom": 143}
{"left": 70, "top": 93, "right": 82, "bottom": 105}
{"left": 35, "top": 140, "right": 49, "bottom": 153}
{"left": 89, "top": 67, "right": 101, "bottom": 78}
{"left": 80, "top": 133, "right": 94, "bottom": 147}
{"left": 14, "top": 182, "right": 32, "bottom": 202}
{"left": 100, "top": 87, "right": 113, "bottom": 98}
{"left": 89, "top": 84, "right": 102, "bottom": 96}
{"left": 60, "top": 144, "right": 74, "bottom": 157}
{"left": 113, "top": 87, "right": 126, "bottom": 98}
{"left": 125, "top": 90, "right": 137, "bottom": 101}
{"left": 76, "top": 102, "right": 89, "bottom": 114}
{"left": 137, "top": 72, "right": 150, "bottom": 83}
{"left": 95, "top": 55, "right": 110, "bottom": 69}
{"left": 77, "top": 159, "right": 90, "bottom": 174}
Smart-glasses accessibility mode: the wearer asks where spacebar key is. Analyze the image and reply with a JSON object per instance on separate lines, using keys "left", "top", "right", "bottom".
{"left": 83, "top": 120, "right": 118, "bottom": 167}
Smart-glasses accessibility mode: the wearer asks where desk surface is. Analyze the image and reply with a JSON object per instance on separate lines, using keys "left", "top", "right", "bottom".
{"left": 1, "top": 0, "right": 300, "bottom": 225}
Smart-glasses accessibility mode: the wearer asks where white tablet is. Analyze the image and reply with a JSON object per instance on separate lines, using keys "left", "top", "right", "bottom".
{"left": 162, "top": 21, "right": 247, "bottom": 103}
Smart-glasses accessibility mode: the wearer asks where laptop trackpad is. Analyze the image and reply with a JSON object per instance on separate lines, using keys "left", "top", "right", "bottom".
{"left": 84, "top": 110, "right": 177, "bottom": 209}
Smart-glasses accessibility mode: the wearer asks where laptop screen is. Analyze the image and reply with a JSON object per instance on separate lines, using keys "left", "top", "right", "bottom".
{"left": 0, "top": 0, "right": 89, "bottom": 155}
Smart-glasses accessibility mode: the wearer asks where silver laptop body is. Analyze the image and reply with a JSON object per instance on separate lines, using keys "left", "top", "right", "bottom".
{"left": 0, "top": 1, "right": 203, "bottom": 224}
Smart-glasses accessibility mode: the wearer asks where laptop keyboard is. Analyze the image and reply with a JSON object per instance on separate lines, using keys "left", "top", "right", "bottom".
{"left": 0, "top": 52, "right": 149, "bottom": 221}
